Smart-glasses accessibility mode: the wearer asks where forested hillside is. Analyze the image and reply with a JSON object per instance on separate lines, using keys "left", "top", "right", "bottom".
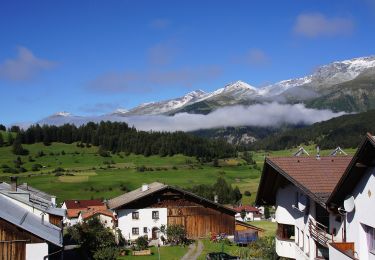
{"left": 0, "top": 122, "right": 236, "bottom": 160}
{"left": 251, "top": 110, "right": 375, "bottom": 150}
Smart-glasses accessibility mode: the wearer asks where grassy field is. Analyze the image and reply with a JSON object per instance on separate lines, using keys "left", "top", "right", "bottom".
{"left": 117, "top": 246, "right": 188, "bottom": 260}
{"left": 251, "top": 221, "right": 277, "bottom": 237}
{"left": 0, "top": 142, "right": 261, "bottom": 204}
{"left": 0, "top": 141, "right": 356, "bottom": 205}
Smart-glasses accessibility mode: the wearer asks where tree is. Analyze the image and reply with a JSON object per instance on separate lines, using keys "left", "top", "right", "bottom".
{"left": 240, "top": 210, "right": 246, "bottom": 221}
{"left": 66, "top": 217, "right": 118, "bottom": 260}
{"left": 7, "top": 132, "right": 14, "bottom": 145}
{"left": 10, "top": 125, "right": 20, "bottom": 133}
{"left": 0, "top": 133, "right": 3, "bottom": 147}
{"left": 0, "top": 124, "right": 6, "bottom": 131}
{"left": 264, "top": 206, "right": 271, "bottom": 219}
{"left": 12, "top": 136, "right": 28, "bottom": 155}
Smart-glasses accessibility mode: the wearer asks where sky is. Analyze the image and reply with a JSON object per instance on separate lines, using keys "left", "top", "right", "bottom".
{"left": 1, "top": 0, "right": 375, "bottom": 125}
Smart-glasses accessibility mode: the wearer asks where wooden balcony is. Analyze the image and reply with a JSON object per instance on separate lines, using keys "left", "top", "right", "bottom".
{"left": 330, "top": 242, "right": 357, "bottom": 259}
{"left": 308, "top": 219, "right": 332, "bottom": 247}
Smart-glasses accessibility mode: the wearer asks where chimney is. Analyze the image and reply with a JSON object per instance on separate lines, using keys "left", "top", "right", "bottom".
{"left": 10, "top": 176, "right": 18, "bottom": 191}
{"left": 141, "top": 184, "right": 149, "bottom": 192}
{"left": 214, "top": 195, "right": 218, "bottom": 203}
{"left": 316, "top": 146, "right": 321, "bottom": 160}
{"left": 51, "top": 196, "right": 56, "bottom": 206}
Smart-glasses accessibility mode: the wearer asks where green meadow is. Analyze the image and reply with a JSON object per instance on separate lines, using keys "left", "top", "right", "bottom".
{"left": 0, "top": 140, "right": 356, "bottom": 205}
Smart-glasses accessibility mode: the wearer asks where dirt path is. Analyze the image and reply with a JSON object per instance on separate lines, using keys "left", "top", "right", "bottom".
{"left": 181, "top": 240, "right": 204, "bottom": 260}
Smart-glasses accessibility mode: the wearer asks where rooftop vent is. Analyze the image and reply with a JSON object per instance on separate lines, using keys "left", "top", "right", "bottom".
{"left": 141, "top": 184, "right": 149, "bottom": 192}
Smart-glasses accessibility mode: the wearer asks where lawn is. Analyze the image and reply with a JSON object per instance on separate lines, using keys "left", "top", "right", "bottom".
{"left": 250, "top": 220, "right": 277, "bottom": 237}
{"left": 117, "top": 246, "right": 188, "bottom": 260}
{"left": 197, "top": 239, "right": 244, "bottom": 260}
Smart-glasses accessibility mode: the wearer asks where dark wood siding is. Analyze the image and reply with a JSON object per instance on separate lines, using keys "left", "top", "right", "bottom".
{"left": 49, "top": 214, "right": 63, "bottom": 227}
{"left": 0, "top": 218, "right": 43, "bottom": 260}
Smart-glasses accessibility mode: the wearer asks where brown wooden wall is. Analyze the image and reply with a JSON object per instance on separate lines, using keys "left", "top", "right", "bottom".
{"left": 0, "top": 218, "right": 43, "bottom": 260}
{"left": 49, "top": 214, "right": 63, "bottom": 227}
{"left": 163, "top": 201, "right": 235, "bottom": 239}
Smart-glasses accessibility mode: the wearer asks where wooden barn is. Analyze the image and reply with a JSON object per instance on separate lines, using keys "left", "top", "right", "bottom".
{"left": 0, "top": 196, "right": 62, "bottom": 260}
{"left": 108, "top": 182, "right": 236, "bottom": 240}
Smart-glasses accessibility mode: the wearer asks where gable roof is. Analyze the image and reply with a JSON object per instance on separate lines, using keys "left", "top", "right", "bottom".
{"left": 108, "top": 182, "right": 236, "bottom": 215}
{"left": 64, "top": 199, "right": 104, "bottom": 209}
{"left": 0, "top": 196, "right": 62, "bottom": 247}
{"left": 256, "top": 156, "right": 352, "bottom": 207}
{"left": 235, "top": 220, "right": 265, "bottom": 232}
{"left": 234, "top": 205, "right": 260, "bottom": 213}
{"left": 80, "top": 209, "right": 115, "bottom": 220}
{"left": 328, "top": 133, "right": 375, "bottom": 206}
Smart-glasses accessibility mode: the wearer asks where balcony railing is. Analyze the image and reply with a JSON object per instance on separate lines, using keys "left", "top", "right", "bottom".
{"left": 308, "top": 219, "right": 332, "bottom": 247}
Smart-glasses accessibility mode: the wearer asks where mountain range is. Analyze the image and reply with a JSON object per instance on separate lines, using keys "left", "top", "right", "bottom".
{"left": 39, "top": 55, "right": 375, "bottom": 127}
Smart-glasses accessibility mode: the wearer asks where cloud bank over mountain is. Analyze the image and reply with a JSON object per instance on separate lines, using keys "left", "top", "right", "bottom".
{"left": 120, "top": 103, "right": 346, "bottom": 132}
{"left": 38, "top": 103, "right": 346, "bottom": 132}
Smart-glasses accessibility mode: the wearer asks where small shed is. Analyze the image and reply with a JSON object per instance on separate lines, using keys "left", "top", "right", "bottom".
{"left": 234, "top": 220, "right": 264, "bottom": 244}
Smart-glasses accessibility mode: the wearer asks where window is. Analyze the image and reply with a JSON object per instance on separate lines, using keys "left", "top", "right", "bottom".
{"left": 276, "top": 223, "right": 295, "bottom": 241}
{"left": 306, "top": 235, "right": 310, "bottom": 256}
{"left": 152, "top": 211, "right": 159, "bottom": 219}
{"left": 132, "top": 211, "right": 139, "bottom": 220}
{"left": 365, "top": 225, "right": 375, "bottom": 253}
{"left": 132, "top": 227, "right": 139, "bottom": 235}
{"left": 301, "top": 231, "right": 304, "bottom": 250}
{"left": 144, "top": 227, "right": 148, "bottom": 233}
{"left": 296, "top": 227, "right": 299, "bottom": 245}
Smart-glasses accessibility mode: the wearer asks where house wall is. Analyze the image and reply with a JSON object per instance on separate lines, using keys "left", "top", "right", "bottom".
{"left": 78, "top": 214, "right": 115, "bottom": 229}
{"left": 117, "top": 208, "right": 168, "bottom": 241}
{"left": 25, "top": 243, "right": 48, "bottom": 260}
{"left": 275, "top": 184, "right": 328, "bottom": 260}
{"left": 344, "top": 166, "right": 375, "bottom": 260}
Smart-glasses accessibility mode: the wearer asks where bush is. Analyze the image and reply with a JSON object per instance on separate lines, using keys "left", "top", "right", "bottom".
{"left": 244, "top": 190, "right": 252, "bottom": 197}
{"left": 166, "top": 224, "right": 188, "bottom": 245}
{"left": 134, "top": 236, "right": 148, "bottom": 251}
{"left": 93, "top": 247, "right": 118, "bottom": 260}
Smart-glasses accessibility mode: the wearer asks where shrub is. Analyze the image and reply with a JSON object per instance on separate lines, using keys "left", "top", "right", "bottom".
{"left": 166, "top": 224, "right": 188, "bottom": 245}
{"left": 244, "top": 190, "right": 252, "bottom": 197}
{"left": 134, "top": 236, "right": 148, "bottom": 251}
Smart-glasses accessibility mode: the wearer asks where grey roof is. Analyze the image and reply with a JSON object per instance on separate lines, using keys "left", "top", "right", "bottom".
{"left": 108, "top": 182, "right": 167, "bottom": 209}
{"left": 108, "top": 182, "right": 236, "bottom": 214}
{"left": 0, "top": 182, "right": 66, "bottom": 217}
{"left": 0, "top": 196, "right": 62, "bottom": 246}
{"left": 18, "top": 183, "right": 54, "bottom": 201}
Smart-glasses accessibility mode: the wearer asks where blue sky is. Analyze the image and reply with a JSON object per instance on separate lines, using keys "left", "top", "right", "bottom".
{"left": 0, "top": 0, "right": 375, "bottom": 125}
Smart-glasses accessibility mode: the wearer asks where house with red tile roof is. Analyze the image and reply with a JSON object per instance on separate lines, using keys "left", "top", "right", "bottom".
{"left": 61, "top": 199, "right": 107, "bottom": 226}
{"left": 77, "top": 208, "right": 116, "bottom": 229}
{"left": 256, "top": 152, "right": 353, "bottom": 259}
{"left": 233, "top": 205, "right": 262, "bottom": 221}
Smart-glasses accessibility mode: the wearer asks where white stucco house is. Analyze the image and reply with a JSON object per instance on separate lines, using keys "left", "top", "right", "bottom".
{"left": 327, "top": 133, "right": 375, "bottom": 260}
{"left": 234, "top": 205, "right": 262, "bottom": 221}
{"left": 256, "top": 152, "right": 352, "bottom": 259}
{"left": 256, "top": 133, "right": 375, "bottom": 260}
{"left": 61, "top": 199, "right": 107, "bottom": 226}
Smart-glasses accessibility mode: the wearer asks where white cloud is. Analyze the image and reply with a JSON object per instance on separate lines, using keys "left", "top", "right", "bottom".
{"left": 0, "top": 46, "right": 56, "bottom": 81}
{"left": 294, "top": 13, "right": 354, "bottom": 38}
{"left": 119, "top": 103, "right": 345, "bottom": 132}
